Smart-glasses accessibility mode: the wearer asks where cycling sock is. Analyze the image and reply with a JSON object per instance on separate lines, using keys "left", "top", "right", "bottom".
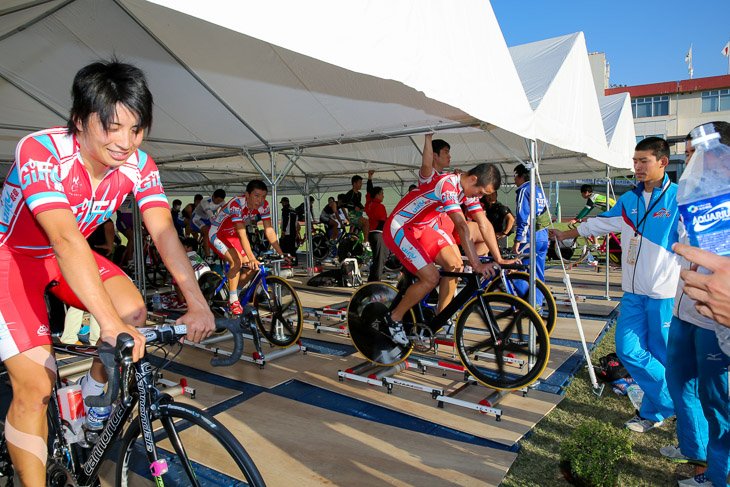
{"left": 4, "top": 419, "right": 47, "bottom": 467}
{"left": 229, "top": 289, "right": 238, "bottom": 304}
{"left": 80, "top": 371, "right": 105, "bottom": 399}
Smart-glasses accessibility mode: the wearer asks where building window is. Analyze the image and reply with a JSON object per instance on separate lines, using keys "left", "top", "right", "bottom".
{"left": 701, "top": 89, "right": 730, "bottom": 112}
{"left": 632, "top": 96, "right": 669, "bottom": 118}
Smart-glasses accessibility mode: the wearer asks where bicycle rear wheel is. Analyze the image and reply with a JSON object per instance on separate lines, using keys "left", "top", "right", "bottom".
{"left": 252, "top": 276, "right": 303, "bottom": 347}
{"left": 198, "top": 271, "right": 229, "bottom": 318}
{"left": 455, "top": 292, "right": 549, "bottom": 391}
{"left": 347, "top": 282, "right": 415, "bottom": 366}
{"left": 337, "top": 234, "right": 363, "bottom": 264}
{"left": 116, "top": 402, "right": 265, "bottom": 487}
{"left": 484, "top": 272, "right": 557, "bottom": 335}
{"left": 311, "top": 232, "right": 329, "bottom": 261}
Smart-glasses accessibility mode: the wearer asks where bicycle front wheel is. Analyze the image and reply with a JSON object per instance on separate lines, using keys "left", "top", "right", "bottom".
{"left": 116, "top": 402, "right": 265, "bottom": 487}
{"left": 484, "top": 272, "right": 557, "bottom": 335}
{"left": 252, "top": 276, "right": 303, "bottom": 347}
{"left": 455, "top": 292, "right": 550, "bottom": 391}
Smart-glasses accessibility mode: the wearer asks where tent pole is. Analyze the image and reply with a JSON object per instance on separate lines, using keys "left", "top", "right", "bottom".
{"left": 132, "top": 200, "right": 145, "bottom": 299}
{"left": 270, "top": 152, "right": 281, "bottom": 275}
{"left": 528, "top": 140, "right": 537, "bottom": 368}
{"left": 605, "top": 166, "right": 611, "bottom": 299}
{"left": 305, "top": 178, "right": 314, "bottom": 276}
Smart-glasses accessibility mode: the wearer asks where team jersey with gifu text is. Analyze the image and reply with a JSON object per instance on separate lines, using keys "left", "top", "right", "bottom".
{"left": 0, "top": 127, "right": 168, "bottom": 258}
{"left": 210, "top": 195, "right": 271, "bottom": 236}
{"left": 388, "top": 173, "right": 482, "bottom": 230}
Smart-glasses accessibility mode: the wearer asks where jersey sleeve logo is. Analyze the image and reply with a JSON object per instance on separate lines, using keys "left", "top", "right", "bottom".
{"left": 20, "top": 157, "right": 62, "bottom": 191}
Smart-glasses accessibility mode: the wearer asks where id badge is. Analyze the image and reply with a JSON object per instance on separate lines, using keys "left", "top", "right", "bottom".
{"left": 626, "top": 237, "right": 639, "bottom": 265}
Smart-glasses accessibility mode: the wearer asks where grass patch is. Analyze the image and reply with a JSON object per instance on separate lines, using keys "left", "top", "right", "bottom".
{"left": 502, "top": 325, "right": 695, "bottom": 486}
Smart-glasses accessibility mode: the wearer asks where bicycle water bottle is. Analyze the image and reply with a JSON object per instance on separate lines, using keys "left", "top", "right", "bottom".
{"left": 677, "top": 122, "right": 730, "bottom": 354}
{"left": 57, "top": 384, "right": 85, "bottom": 444}
{"left": 152, "top": 290, "right": 162, "bottom": 311}
{"left": 83, "top": 405, "right": 112, "bottom": 445}
{"left": 626, "top": 383, "right": 644, "bottom": 411}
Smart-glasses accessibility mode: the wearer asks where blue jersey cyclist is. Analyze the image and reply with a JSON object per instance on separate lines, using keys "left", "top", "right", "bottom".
{"left": 0, "top": 60, "right": 215, "bottom": 485}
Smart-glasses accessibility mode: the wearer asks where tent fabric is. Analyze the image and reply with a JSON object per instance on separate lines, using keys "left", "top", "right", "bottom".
{"left": 598, "top": 93, "right": 636, "bottom": 172}
{"left": 0, "top": 0, "right": 634, "bottom": 195}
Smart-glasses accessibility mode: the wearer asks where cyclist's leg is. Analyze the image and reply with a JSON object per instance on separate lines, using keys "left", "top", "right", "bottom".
{"left": 420, "top": 226, "right": 461, "bottom": 315}
{"left": 466, "top": 220, "right": 488, "bottom": 256}
{"left": 0, "top": 250, "right": 59, "bottom": 485}
{"left": 210, "top": 233, "right": 243, "bottom": 302}
{"left": 200, "top": 224, "right": 211, "bottom": 258}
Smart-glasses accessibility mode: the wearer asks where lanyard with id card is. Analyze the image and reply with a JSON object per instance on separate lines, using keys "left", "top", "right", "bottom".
{"left": 631, "top": 181, "right": 670, "bottom": 263}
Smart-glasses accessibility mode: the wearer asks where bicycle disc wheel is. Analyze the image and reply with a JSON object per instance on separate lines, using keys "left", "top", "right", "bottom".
{"left": 347, "top": 282, "right": 414, "bottom": 366}
{"left": 198, "top": 271, "right": 229, "bottom": 318}
{"left": 311, "top": 233, "right": 329, "bottom": 261}
{"left": 484, "top": 272, "right": 557, "bottom": 335}
{"left": 252, "top": 276, "right": 303, "bottom": 347}
{"left": 116, "top": 402, "right": 265, "bottom": 487}
{"left": 455, "top": 292, "right": 550, "bottom": 390}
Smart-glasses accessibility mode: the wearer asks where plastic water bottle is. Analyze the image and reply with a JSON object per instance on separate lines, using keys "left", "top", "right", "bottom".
{"left": 83, "top": 406, "right": 111, "bottom": 445}
{"left": 677, "top": 122, "right": 730, "bottom": 256}
{"left": 152, "top": 290, "right": 162, "bottom": 311}
{"left": 56, "top": 384, "right": 85, "bottom": 444}
{"left": 626, "top": 383, "right": 644, "bottom": 411}
{"left": 677, "top": 122, "right": 730, "bottom": 354}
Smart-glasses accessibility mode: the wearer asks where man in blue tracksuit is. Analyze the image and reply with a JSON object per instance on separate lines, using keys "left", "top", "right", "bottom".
{"left": 551, "top": 137, "right": 680, "bottom": 433}
{"left": 512, "top": 164, "right": 549, "bottom": 305}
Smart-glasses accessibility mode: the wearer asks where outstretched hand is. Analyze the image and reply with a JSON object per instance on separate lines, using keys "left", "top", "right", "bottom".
{"left": 673, "top": 242, "right": 730, "bottom": 329}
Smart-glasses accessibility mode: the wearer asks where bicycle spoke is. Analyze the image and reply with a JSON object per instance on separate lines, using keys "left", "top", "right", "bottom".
{"left": 161, "top": 416, "right": 202, "bottom": 487}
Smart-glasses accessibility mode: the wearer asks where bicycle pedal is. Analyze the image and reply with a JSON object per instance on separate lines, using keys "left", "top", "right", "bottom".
{"left": 409, "top": 324, "right": 435, "bottom": 352}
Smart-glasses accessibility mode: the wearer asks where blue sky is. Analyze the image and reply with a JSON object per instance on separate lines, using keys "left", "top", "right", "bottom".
{"left": 491, "top": 0, "right": 729, "bottom": 87}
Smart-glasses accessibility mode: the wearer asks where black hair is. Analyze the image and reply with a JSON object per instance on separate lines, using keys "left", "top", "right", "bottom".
{"left": 635, "top": 137, "right": 669, "bottom": 161}
{"left": 369, "top": 186, "right": 383, "bottom": 199}
{"left": 408, "top": 184, "right": 417, "bottom": 192}
{"left": 468, "top": 163, "right": 501, "bottom": 190}
{"left": 514, "top": 163, "right": 530, "bottom": 181}
{"left": 351, "top": 175, "right": 363, "bottom": 184}
{"left": 182, "top": 237, "right": 199, "bottom": 252}
{"left": 67, "top": 58, "right": 153, "bottom": 136}
{"left": 337, "top": 193, "right": 347, "bottom": 202}
{"left": 246, "top": 180, "right": 268, "bottom": 194}
{"left": 212, "top": 189, "right": 226, "bottom": 199}
{"left": 432, "top": 139, "right": 450, "bottom": 155}
{"left": 194, "top": 194, "right": 204, "bottom": 202}
{"left": 172, "top": 199, "right": 182, "bottom": 206}
{"left": 580, "top": 184, "right": 593, "bottom": 194}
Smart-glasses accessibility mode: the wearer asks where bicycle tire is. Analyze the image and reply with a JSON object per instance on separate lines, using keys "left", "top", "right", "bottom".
{"left": 608, "top": 234, "right": 622, "bottom": 266}
{"left": 484, "top": 272, "right": 557, "bottom": 335}
{"left": 455, "top": 292, "right": 550, "bottom": 391}
{"left": 311, "top": 232, "right": 329, "bottom": 261}
{"left": 145, "top": 244, "right": 168, "bottom": 288}
{"left": 116, "top": 402, "right": 265, "bottom": 487}
{"left": 383, "top": 252, "right": 403, "bottom": 272}
{"left": 252, "top": 276, "right": 303, "bottom": 347}
{"left": 347, "top": 282, "right": 415, "bottom": 366}
{"left": 198, "top": 271, "right": 230, "bottom": 318}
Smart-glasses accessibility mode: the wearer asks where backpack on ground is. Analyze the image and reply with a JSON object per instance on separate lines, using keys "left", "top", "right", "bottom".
{"left": 307, "top": 269, "right": 343, "bottom": 287}
{"left": 340, "top": 258, "right": 362, "bottom": 287}
{"left": 594, "top": 352, "right": 630, "bottom": 383}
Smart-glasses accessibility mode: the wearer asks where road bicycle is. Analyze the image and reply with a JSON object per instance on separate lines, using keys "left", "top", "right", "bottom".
{"left": 398, "top": 259, "right": 557, "bottom": 337}
{"left": 0, "top": 320, "right": 265, "bottom": 486}
{"left": 347, "top": 263, "right": 550, "bottom": 391}
{"left": 197, "top": 254, "right": 303, "bottom": 348}
{"left": 548, "top": 223, "right": 622, "bottom": 266}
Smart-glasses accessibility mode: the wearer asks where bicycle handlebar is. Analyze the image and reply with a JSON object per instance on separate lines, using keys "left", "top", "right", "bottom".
{"left": 85, "top": 319, "right": 245, "bottom": 408}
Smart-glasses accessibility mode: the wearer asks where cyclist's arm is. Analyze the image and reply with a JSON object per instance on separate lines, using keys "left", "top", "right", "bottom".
{"left": 143, "top": 207, "right": 214, "bottom": 344}
{"left": 234, "top": 221, "right": 259, "bottom": 268}
{"left": 35, "top": 209, "right": 146, "bottom": 360}
{"left": 470, "top": 210, "right": 512, "bottom": 264}
{"left": 575, "top": 205, "right": 593, "bottom": 221}
{"left": 420, "top": 133, "right": 434, "bottom": 181}
{"left": 503, "top": 212, "right": 515, "bottom": 236}
{"left": 261, "top": 219, "right": 288, "bottom": 257}
{"left": 449, "top": 211, "right": 495, "bottom": 277}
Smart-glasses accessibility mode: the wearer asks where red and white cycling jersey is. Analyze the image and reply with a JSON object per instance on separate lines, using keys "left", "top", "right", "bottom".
{"left": 210, "top": 195, "right": 271, "bottom": 237}
{"left": 0, "top": 127, "right": 169, "bottom": 257}
{"left": 389, "top": 173, "right": 482, "bottom": 230}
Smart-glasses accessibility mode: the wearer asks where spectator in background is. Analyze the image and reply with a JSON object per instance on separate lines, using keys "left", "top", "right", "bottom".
{"left": 171, "top": 199, "right": 185, "bottom": 238}
{"left": 481, "top": 191, "right": 514, "bottom": 249}
{"left": 280, "top": 197, "right": 299, "bottom": 265}
{"left": 182, "top": 194, "right": 203, "bottom": 238}
{"left": 343, "top": 175, "right": 370, "bottom": 236}
{"left": 192, "top": 189, "right": 226, "bottom": 260}
{"left": 408, "top": 184, "right": 417, "bottom": 192}
{"left": 551, "top": 137, "right": 679, "bottom": 433}
{"left": 662, "top": 122, "right": 730, "bottom": 487}
{"left": 319, "top": 196, "right": 341, "bottom": 240}
{"left": 365, "top": 170, "right": 387, "bottom": 281}
{"left": 116, "top": 194, "right": 135, "bottom": 268}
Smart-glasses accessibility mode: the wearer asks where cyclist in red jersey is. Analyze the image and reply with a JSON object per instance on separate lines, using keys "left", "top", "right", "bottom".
{"left": 0, "top": 60, "right": 215, "bottom": 485}
{"left": 383, "top": 164, "right": 509, "bottom": 343}
{"left": 207, "top": 180, "right": 292, "bottom": 315}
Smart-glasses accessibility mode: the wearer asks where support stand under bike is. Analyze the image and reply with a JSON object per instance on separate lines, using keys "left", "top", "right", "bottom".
{"left": 184, "top": 330, "right": 306, "bottom": 369}
{"left": 302, "top": 302, "right": 349, "bottom": 335}
{"left": 337, "top": 356, "right": 506, "bottom": 421}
